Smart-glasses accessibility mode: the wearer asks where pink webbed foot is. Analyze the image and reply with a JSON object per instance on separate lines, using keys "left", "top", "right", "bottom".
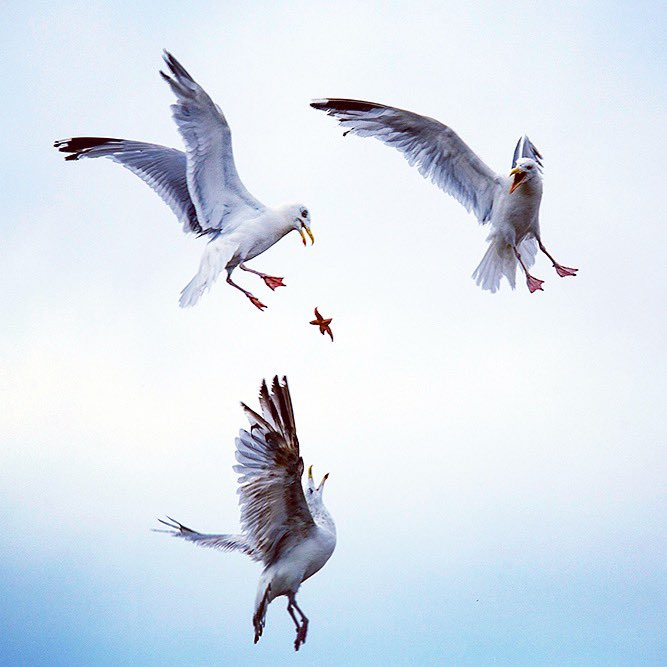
{"left": 554, "top": 264, "right": 578, "bottom": 278}
{"left": 262, "top": 275, "right": 285, "bottom": 291}
{"left": 248, "top": 295, "right": 267, "bottom": 311}
{"left": 526, "top": 275, "right": 545, "bottom": 293}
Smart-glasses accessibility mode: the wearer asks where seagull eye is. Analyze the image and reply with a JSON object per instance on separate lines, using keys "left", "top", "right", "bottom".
{"left": 308, "top": 489, "right": 313, "bottom": 494}
{"left": 301, "top": 209, "right": 308, "bottom": 218}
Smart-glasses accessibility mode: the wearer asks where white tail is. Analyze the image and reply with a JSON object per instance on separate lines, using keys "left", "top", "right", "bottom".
{"left": 253, "top": 575, "right": 272, "bottom": 643}
{"left": 179, "top": 239, "right": 232, "bottom": 308}
{"left": 472, "top": 237, "right": 537, "bottom": 293}
{"left": 179, "top": 273, "right": 207, "bottom": 308}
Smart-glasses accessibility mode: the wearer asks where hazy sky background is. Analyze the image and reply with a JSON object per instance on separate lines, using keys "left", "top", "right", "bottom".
{"left": 2, "top": 1, "right": 666, "bottom": 664}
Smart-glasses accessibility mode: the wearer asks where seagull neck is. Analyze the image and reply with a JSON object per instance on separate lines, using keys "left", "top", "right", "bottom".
{"left": 310, "top": 502, "right": 336, "bottom": 535}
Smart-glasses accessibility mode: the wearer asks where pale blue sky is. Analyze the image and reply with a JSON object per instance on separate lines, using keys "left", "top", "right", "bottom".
{"left": 1, "top": 1, "right": 666, "bottom": 664}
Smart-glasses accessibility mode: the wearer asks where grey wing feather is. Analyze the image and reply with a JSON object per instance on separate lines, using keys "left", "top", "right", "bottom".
{"left": 160, "top": 51, "right": 264, "bottom": 231}
{"left": 54, "top": 137, "right": 203, "bottom": 234}
{"left": 512, "top": 135, "right": 543, "bottom": 168}
{"left": 234, "top": 376, "right": 315, "bottom": 565}
{"left": 311, "top": 98, "right": 500, "bottom": 224}
{"left": 155, "top": 516, "right": 259, "bottom": 559}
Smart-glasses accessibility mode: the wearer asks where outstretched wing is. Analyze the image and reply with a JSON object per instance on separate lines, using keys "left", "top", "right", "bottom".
{"left": 234, "top": 376, "right": 315, "bottom": 565}
{"left": 512, "top": 135, "right": 543, "bottom": 169}
{"left": 54, "top": 137, "right": 203, "bottom": 234}
{"left": 160, "top": 51, "right": 264, "bottom": 231}
{"left": 311, "top": 98, "right": 500, "bottom": 224}
{"left": 154, "top": 516, "right": 259, "bottom": 558}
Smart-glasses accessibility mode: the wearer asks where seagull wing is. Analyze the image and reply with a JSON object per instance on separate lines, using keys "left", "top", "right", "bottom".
{"left": 311, "top": 98, "right": 500, "bottom": 224}
{"left": 160, "top": 51, "right": 264, "bottom": 231}
{"left": 234, "top": 376, "right": 315, "bottom": 566}
{"left": 512, "top": 135, "right": 543, "bottom": 168}
{"left": 154, "top": 516, "right": 259, "bottom": 558}
{"left": 54, "top": 137, "right": 203, "bottom": 234}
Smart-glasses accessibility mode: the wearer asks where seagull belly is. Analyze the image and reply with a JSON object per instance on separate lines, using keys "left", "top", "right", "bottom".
{"left": 266, "top": 529, "right": 336, "bottom": 597}
{"left": 491, "top": 185, "right": 541, "bottom": 245}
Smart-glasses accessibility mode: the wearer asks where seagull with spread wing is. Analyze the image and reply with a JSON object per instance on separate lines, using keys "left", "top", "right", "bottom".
{"left": 156, "top": 376, "right": 336, "bottom": 652}
{"left": 54, "top": 52, "right": 314, "bottom": 310}
{"left": 311, "top": 99, "right": 577, "bottom": 293}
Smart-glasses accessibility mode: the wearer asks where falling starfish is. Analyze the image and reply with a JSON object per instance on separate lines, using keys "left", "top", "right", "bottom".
{"left": 310, "top": 308, "right": 334, "bottom": 341}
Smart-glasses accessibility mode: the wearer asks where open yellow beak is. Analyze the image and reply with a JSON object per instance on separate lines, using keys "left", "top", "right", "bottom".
{"left": 317, "top": 472, "right": 329, "bottom": 491}
{"left": 298, "top": 225, "right": 315, "bottom": 246}
{"left": 509, "top": 167, "right": 526, "bottom": 194}
{"left": 308, "top": 464, "right": 314, "bottom": 480}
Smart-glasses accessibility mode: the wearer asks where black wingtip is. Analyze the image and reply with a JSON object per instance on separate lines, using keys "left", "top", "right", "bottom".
{"left": 54, "top": 136, "right": 123, "bottom": 160}
{"left": 311, "top": 98, "right": 381, "bottom": 113}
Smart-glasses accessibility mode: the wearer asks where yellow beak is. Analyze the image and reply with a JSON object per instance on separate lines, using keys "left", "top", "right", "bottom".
{"left": 298, "top": 224, "right": 315, "bottom": 246}
{"left": 308, "top": 464, "right": 314, "bottom": 480}
{"left": 509, "top": 167, "right": 526, "bottom": 194}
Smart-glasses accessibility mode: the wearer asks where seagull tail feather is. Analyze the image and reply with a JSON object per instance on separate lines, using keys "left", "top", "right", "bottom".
{"left": 472, "top": 238, "right": 519, "bottom": 293}
{"left": 179, "top": 270, "right": 212, "bottom": 308}
{"left": 252, "top": 577, "right": 271, "bottom": 644}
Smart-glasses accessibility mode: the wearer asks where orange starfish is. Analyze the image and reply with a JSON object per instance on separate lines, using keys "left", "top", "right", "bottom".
{"left": 310, "top": 308, "right": 334, "bottom": 342}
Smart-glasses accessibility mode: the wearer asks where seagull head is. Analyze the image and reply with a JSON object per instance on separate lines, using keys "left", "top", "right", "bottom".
{"left": 306, "top": 464, "right": 329, "bottom": 501}
{"left": 508, "top": 158, "right": 541, "bottom": 194}
{"left": 281, "top": 203, "right": 314, "bottom": 246}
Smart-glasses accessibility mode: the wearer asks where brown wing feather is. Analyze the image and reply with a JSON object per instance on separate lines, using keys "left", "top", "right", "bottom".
{"left": 234, "top": 377, "right": 314, "bottom": 564}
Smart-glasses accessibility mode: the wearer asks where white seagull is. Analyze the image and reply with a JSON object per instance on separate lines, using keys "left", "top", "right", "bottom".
{"left": 156, "top": 376, "right": 336, "bottom": 652}
{"left": 311, "top": 98, "right": 577, "bottom": 293}
{"left": 54, "top": 52, "right": 314, "bottom": 310}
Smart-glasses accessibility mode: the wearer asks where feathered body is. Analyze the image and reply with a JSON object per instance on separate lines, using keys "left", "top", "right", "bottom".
{"left": 311, "top": 99, "right": 576, "bottom": 293}
{"left": 156, "top": 377, "right": 335, "bottom": 652}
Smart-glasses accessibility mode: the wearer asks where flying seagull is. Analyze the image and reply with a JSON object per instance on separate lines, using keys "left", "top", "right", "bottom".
{"left": 54, "top": 52, "right": 314, "bottom": 310}
{"left": 311, "top": 99, "right": 577, "bottom": 293}
{"left": 155, "top": 376, "right": 336, "bottom": 651}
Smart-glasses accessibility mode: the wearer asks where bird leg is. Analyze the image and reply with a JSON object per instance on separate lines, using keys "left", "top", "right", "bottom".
{"left": 226, "top": 274, "right": 267, "bottom": 311}
{"left": 290, "top": 596, "right": 309, "bottom": 651}
{"left": 514, "top": 247, "right": 544, "bottom": 293}
{"left": 537, "top": 240, "right": 578, "bottom": 278}
{"left": 240, "top": 263, "right": 285, "bottom": 291}
{"left": 287, "top": 601, "right": 301, "bottom": 631}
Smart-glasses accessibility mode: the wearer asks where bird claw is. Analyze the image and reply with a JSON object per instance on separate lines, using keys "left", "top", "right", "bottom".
{"left": 294, "top": 621, "right": 308, "bottom": 651}
{"left": 526, "top": 275, "right": 545, "bottom": 293}
{"left": 248, "top": 295, "right": 267, "bottom": 311}
{"left": 554, "top": 264, "right": 578, "bottom": 278}
{"left": 262, "top": 275, "right": 285, "bottom": 291}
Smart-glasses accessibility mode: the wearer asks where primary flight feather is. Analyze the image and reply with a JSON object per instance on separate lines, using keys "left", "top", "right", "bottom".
{"left": 311, "top": 99, "right": 577, "bottom": 293}
{"left": 55, "top": 52, "right": 314, "bottom": 310}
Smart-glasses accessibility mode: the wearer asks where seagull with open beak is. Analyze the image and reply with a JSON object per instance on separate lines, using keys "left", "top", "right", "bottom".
{"left": 55, "top": 51, "right": 316, "bottom": 310}
{"left": 312, "top": 99, "right": 578, "bottom": 293}
{"left": 156, "top": 377, "right": 336, "bottom": 652}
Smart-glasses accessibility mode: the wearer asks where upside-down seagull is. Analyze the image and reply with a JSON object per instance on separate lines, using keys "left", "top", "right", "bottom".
{"left": 311, "top": 99, "right": 577, "bottom": 293}
{"left": 54, "top": 52, "right": 314, "bottom": 310}
{"left": 156, "top": 376, "right": 336, "bottom": 652}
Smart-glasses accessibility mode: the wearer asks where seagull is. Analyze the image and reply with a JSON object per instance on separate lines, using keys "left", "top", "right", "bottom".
{"left": 155, "top": 376, "right": 336, "bottom": 652}
{"left": 310, "top": 308, "right": 334, "bottom": 341}
{"left": 54, "top": 52, "right": 315, "bottom": 310}
{"left": 311, "top": 99, "right": 577, "bottom": 293}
